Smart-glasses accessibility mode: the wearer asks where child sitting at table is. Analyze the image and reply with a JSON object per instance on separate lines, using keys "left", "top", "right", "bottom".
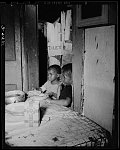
{"left": 38, "top": 64, "right": 61, "bottom": 99}
{"left": 46, "top": 63, "right": 72, "bottom": 107}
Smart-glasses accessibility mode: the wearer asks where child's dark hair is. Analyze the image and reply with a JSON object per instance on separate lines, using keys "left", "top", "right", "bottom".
{"left": 62, "top": 63, "right": 72, "bottom": 73}
{"left": 48, "top": 64, "right": 61, "bottom": 74}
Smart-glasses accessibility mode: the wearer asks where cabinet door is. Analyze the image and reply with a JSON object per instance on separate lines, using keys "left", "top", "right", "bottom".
{"left": 84, "top": 25, "right": 115, "bottom": 134}
{"left": 1, "top": 6, "right": 23, "bottom": 92}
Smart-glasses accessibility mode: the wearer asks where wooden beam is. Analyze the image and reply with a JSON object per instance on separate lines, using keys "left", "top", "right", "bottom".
{"left": 14, "top": 6, "right": 22, "bottom": 90}
{"left": 24, "top": 5, "right": 39, "bottom": 90}
{"left": 72, "top": 5, "right": 84, "bottom": 114}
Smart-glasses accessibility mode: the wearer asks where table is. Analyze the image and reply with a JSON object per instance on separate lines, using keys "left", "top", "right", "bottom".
{"left": 5, "top": 100, "right": 111, "bottom": 147}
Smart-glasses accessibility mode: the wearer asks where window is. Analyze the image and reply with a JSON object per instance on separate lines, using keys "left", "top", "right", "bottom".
{"left": 76, "top": 3, "right": 108, "bottom": 27}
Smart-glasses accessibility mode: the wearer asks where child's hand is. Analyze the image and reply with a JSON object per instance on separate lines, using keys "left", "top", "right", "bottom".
{"left": 31, "top": 87, "right": 43, "bottom": 92}
{"left": 37, "top": 87, "right": 42, "bottom": 92}
{"left": 48, "top": 92, "right": 57, "bottom": 98}
{"left": 46, "top": 98, "right": 51, "bottom": 104}
{"left": 32, "top": 87, "right": 36, "bottom": 91}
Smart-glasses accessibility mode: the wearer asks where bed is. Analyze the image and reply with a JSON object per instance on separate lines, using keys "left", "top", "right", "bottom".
{"left": 5, "top": 100, "right": 111, "bottom": 147}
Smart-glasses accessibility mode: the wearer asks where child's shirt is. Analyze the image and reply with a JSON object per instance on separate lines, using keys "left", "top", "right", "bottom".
{"left": 41, "top": 81, "right": 61, "bottom": 98}
{"left": 59, "top": 84, "right": 72, "bottom": 107}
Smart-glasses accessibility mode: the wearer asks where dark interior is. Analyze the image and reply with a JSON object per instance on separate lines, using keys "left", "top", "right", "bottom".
{"left": 38, "top": 4, "right": 69, "bottom": 23}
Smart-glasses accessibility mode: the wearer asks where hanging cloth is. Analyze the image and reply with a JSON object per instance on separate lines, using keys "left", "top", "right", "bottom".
{"left": 65, "top": 10, "right": 71, "bottom": 41}
{"left": 61, "top": 11, "right": 66, "bottom": 43}
{"left": 47, "top": 22, "right": 55, "bottom": 44}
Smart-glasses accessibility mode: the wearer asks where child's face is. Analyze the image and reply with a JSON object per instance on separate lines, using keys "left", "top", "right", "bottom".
{"left": 47, "top": 69, "right": 59, "bottom": 82}
{"left": 61, "top": 71, "right": 72, "bottom": 85}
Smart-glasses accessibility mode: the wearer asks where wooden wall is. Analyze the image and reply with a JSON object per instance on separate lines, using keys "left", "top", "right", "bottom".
{"left": 24, "top": 5, "right": 39, "bottom": 90}
{"left": 1, "top": 5, "right": 15, "bottom": 61}
{"left": 2, "top": 5, "right": 23, "bottom": 91}
{"left": 84, "top": 25, "right": 115, "bottom": 134}
{"left": 72, "top": 6, "right": 84, "bottom": 113}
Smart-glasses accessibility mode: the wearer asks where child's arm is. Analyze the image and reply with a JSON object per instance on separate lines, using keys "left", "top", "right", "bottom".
{"left": 39, "top": 81, "right": 48, "bottom": 93}
{"left": 47, "top": 97, "right": 71, "bottom": 107}
{"left": 47, "top": 92, "right": 57, "bottom": 99}
{"left": 32, "top": 87, "right": 46, "bottom": 93}
{"left": 47, "top": 85, "right": 72, "bottom": 107}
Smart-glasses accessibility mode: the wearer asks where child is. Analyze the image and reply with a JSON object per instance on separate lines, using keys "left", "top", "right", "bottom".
{"left": 47, "top": 63, "right": 72, "bottom": 107}
{"left": 39, "top": 64, "right": 61, "bottom": 99}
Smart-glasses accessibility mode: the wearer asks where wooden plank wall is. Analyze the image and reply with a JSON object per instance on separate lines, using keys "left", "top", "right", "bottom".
{"left": 84, "top": 25, "right": 115, "bottom": 134}
{"left": 24, "top": 5, "right": 39, "bottom": 90}
{"left": 20, "top": 6, "right": 28, "bottom": 92}
{"left": 72, "top": 6, "right": 84, "bottom": 113}
{"left": 14, "top": 6, "right": 22, "bottom": 90}
{"left": 4, "top": 5, "right": 22, "bottom": 91}
{"left": 1, "top": 5, "right": 15, "bottom": 61}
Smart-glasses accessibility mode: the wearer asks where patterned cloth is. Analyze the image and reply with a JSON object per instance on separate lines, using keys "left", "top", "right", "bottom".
{"left": 5, "top": 102, "right": 111, "bottom": 147}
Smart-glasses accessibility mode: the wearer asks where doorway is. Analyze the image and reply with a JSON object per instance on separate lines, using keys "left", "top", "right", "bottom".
{"left": 37, "top": 4, "right": 67, "bottom": 87}
{"left": 38, "top": 23, "right": 48, "bottom": 87}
